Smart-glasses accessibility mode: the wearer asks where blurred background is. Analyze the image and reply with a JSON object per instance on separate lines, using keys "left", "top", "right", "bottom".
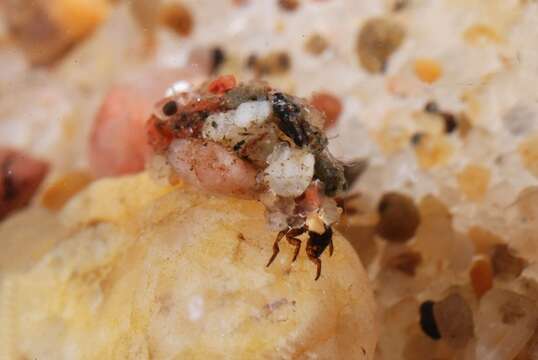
{"left": 1, "top": 1, "right": 538, "bottom": 359}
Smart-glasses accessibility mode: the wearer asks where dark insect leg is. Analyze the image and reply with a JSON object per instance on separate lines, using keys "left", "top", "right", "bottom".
{"left": 286, "top": 226, "right": 307, "bottom": 262}
{"left": 306, "top": 241, "right": 323, "bottom": 281}
{"left": 286, "top": 236, "right": 302, "bottom": 262}
{"left": 306, "top": 225, "right": 333, "bottom": 280}
{"left": 266, "top": 229, "right": 287, "bottom": 267}
{"left": 308, "top": 253, "right": 322, "bottom": 281}
{"left": 287, "top": 227, "right": 307, "bottom": 237}
{"left": 329, "top": 237, "right": 334, "bottom": 257}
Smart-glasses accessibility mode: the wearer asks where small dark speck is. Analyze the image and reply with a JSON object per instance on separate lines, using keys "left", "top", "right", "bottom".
{"left": 423, "top": 101, "right": 458, "bottom": 134}
{"left": 424, "top": 100, "right": 439, "bottom": 113}
{"left": 233, "top": 140, "right": 246, "bottom": 151}
{"left": 410, "top": 132, "right": 423, "bottom": 145}
{"left": 442, "top": 114, "right": 458, "bottom": 134}
{"left": 210, "top": 46, "right": 226, "bottom": 74}
{"left": 163, "top": 101, "right": 178, "bottom": 116}
{"left": 419, "top": 300, "right": 441, "bottom": 340}
{"left": 246, "top": 54, "right": 257, "bottom": 68}
{"left": 211, "top": 121, "right": 218, "bottom": 128}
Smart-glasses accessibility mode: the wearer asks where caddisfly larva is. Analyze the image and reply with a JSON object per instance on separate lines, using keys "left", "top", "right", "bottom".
{"left": 147, "top": 75, "right": 366, "bottom": 280}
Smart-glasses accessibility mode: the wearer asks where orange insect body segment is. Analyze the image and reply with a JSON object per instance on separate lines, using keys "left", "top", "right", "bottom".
{"left": 146, "top": 115, "right": 174, "bottom": 153}
{"left": 208, "top": 74, "right": 237, "bottom": 94}
{"left": 300, "top": 183, "right": 323, "bottom": 212}
{"left": 184, "top": 96, "right": 223, "bottom": 113}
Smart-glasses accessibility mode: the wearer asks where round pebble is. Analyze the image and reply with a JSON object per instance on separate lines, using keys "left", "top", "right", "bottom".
{"left": 376, "top": 192, "right": 421, "bottom": 243}
{"left": 357, "top": 17, "right": 405, "bottom": 73}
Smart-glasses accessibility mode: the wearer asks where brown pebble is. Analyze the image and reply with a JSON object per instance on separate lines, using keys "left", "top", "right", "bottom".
{"left": 278, "top": 0, "right": 300, "bottom": 11}
{"left": 376, "top": 192, "right": 420, "bottom": 242}
{"left": 357, "top": 17, "right": 405, "bottom": 73}
{"left": 159, "top": 2, "right": 194, "bottom": 37}
{"left": 304, "top": 33, "right": 329, "bottom": 55}
{"left": 442, "top": 113, "right": 458, "bottom": 134}
{"left": 470, "top": 257, "right": 493, "bottom": 298}
{"left": 310, "top": 92, "right": 343, "bottom": 129}
{"left": 491, "top": 244, "right": 527, "bottom": 280}
{"left": 433, "top": 293, "right": 475, "bottom": 348}
{"left": 392, "top": 0, "right": 409, "bottom": 11}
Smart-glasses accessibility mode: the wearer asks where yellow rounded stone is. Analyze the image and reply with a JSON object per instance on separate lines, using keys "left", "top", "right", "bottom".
{"left": 457, "top": 164, "right": 491, "bottom": 201}
{"left": 414, "top": 58, "right": 443, "bottom": 84}
{"left": 0, "top": 173, "right": 377, "bottom": 359}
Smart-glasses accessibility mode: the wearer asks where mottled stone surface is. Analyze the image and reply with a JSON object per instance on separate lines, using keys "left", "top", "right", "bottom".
{"left": 0, "top": 173, "right": 377, "bottom": 359}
